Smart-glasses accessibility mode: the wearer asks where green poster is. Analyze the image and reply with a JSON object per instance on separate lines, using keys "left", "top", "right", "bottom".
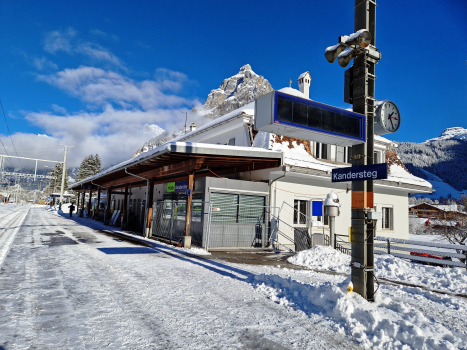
{"left": 167, "top": 182, "right": 175, "bottom": 192}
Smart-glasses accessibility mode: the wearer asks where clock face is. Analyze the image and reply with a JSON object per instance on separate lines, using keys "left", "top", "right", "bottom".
{"left": 380, "top": 101, "right": 400, "bottom": 133}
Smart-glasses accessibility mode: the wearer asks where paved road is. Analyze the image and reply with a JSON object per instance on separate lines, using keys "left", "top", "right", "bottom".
{"left": 0, "top": 206, "right": 360, "bottom": 349}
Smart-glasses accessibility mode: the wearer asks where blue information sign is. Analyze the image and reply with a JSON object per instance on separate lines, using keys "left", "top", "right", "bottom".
{"left": 312, "top": 201, "right": 323, "bottom": 216}
{"left": 331, "top": 163, "right": 388, "bottom": 183}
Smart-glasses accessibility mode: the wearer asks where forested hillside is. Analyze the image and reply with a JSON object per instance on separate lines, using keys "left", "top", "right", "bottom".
{"left": 397, "top": 138, "right": 467, "bottom": 193}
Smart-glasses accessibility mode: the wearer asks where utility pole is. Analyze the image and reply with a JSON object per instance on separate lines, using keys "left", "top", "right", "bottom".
{"left": 60, "top": 145, "right": 74, "bottom": 203}
{"left": 350, "top": 0, "right": 377, "bottom": 301}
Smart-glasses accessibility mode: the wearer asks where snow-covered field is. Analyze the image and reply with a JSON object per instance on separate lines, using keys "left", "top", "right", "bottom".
{"left": 0, "top": 204, "right": 466, "bottom": 349}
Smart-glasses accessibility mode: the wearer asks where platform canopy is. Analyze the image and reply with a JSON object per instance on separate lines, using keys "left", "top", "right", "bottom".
{"left": 70, "top": 142, "right": 283, "bottom": 191}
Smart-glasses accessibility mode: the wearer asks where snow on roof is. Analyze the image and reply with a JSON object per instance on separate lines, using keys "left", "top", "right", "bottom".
{"left": 72, "top": 140, "right": 282, "bottom": 188}
{"left": 277, "top": 87, "right": 309, "bottom": 99}
{"left": 386, "top": 164, "right": 432, "bottom": 188}
{"left": 254, "top": 131, "right": 430, "bottom": 190}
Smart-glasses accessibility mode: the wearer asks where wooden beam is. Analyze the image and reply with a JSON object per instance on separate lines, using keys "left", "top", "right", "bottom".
{"left": 122, "top": 184, "right": 128, "bottom": 230}
{"left": 183, "top": 172, "right": 194, "bottom": 248}
{"left": 105, "top": 187, "right": 112, "bottom": 224}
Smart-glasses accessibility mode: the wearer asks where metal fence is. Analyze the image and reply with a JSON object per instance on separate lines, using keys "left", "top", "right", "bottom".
{"left": 152, "top": 200, "right": 209, "bottom": 247}
{"left": 207, "top": 203, "right": 278, "bottom": 249}
{"left": 375, "top": 236, "right": 467, "bottom": 268}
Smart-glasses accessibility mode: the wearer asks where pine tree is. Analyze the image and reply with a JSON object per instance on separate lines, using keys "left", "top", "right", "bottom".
{"left": 46, "top": 162, "right": 68, "bottom": 194}
{"left": 77, "top": 154, "right": 103, "bottom": 182}
{"left": 94, "top": 154, "right": 102, "bottom": 174}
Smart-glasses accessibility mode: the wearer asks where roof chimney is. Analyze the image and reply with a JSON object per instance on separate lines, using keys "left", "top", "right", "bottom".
{"left": 297, "top": 71, "right": 311, "bottom": 99}
{"left": 190, "top": 122, "right": 197, "bottom": 132}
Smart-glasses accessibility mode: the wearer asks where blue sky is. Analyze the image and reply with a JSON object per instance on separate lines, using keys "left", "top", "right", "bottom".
{"left": 1, "top": 0, "right": 466, "bottom": 169}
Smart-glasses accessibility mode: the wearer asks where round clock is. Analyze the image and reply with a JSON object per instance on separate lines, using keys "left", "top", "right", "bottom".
{"left": 374, "top": 100, "right": 401, "bottom": 135}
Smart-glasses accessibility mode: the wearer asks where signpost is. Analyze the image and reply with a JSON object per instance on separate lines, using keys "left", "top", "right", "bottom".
{"left": 324, "top": 0, "right": 382, "bottom": 301}
{"left": 332, "top": 164, "right": 388, "bottom": 183}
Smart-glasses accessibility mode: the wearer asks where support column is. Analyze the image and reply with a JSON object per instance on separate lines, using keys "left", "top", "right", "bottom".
{"left": 183, "top": 172, "right": 194, "bottom": 248}
{"left": 80, "top": 192, "right": 85, "bottom": 217}
{"left": 105, "top": 187, "right": 112, "bottom": 224}
{"left": 122, "top": 183, "right": 129, "bottom": 230}
{"left": 76, "top": 191, "right": 80, "bottom": 214}
{"left": 87, "top": 190, "right": 93, "bottom": 218}
{"left": 95, "top": 189, "right": 101, "bottom": 220}
{"left": 126, "top": 184, "right": 132, "bottom": 229}
{"left": 146, "top": 178, "right": 155, "bottom": 237}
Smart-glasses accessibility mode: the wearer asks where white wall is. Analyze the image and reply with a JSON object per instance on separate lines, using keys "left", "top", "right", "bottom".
{"left": 270, "top": 173, "right": 410, "bottom": 250}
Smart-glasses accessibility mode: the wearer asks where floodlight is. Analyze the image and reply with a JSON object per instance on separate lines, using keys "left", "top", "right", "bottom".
{"left": 325, "top": 44, "right": 346, "bottom": 64}
{"left": 324, "top": 29, "right": 372, "bottom": 66}
{"left": 338, "top": 48, "right": 358, "bottom": 68}
{"left": 341, "top": 29, "right": 371, "bottom": 48}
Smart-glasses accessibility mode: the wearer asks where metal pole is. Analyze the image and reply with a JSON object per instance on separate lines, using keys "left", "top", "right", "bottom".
{"left": 60, "top": 145, "right": 74, "bottom": 203}
{"left": 34, "top": 160, "right": 37, "bottom": 182}
{"left": 169, "top": 200, "right": 174, "bottom": 243}
{"left": 350, "top": 0, "right": 376, "bottom": 301}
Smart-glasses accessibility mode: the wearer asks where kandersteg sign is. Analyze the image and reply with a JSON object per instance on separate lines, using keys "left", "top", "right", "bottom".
{"left": 331, "top": 163, "right": 388, "bottom": 183}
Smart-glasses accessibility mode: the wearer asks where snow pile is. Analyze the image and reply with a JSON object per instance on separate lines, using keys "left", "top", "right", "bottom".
{"left": 249, "top": 274, "right": 465, "bottom": 349}
{"left": 287, "top": 246, "right": 467, "bottom": 294}
{"left": 287, "top": 245, "right": 349, "bottom": 273}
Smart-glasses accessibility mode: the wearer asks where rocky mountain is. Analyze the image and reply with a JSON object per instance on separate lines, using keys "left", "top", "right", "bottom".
{"left": 132, "top": 64, "right": 273, "bottom": 157}
{"left": 193, "top": 64, "right": 273, "bottom": 119}
{"left": 396, "top": 127, "right": 467, "bottom": 199}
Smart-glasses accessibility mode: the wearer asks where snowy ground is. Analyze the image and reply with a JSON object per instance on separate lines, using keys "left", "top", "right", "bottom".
{"left": 0, "top": 204, "right": 466, "bottom": 349}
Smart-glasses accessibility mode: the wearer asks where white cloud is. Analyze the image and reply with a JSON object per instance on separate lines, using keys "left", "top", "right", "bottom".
{"left": 38, "top": 66, "right": 193, "bottom": 110}
{"left": 51, "top": 104, "right": 67, "bottom": 114}
{"left": 32, "top": 57, "right": 58, "bottom": 71}
{"left": 43, "top": 27, "right": 77, "bottom": 53}
{"left": 15, "top": 105, "right": 192, "bottom": 168}
{"left": 76, "top": 42, "right": 125, "bottom": 69}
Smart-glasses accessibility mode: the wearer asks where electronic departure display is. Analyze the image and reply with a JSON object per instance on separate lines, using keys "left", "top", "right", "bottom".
{"left": 275, "top": 92, "right": 364, "bottom": 140}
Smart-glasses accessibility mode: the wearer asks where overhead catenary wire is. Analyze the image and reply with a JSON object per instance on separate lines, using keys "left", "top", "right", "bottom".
{"left": 0, "top": 100, "right": 22, "bottom": 168}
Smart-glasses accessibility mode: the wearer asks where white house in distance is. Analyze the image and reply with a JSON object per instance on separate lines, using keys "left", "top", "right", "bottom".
{"left": 72, "top": 72, "right": 431, "bottom": 251}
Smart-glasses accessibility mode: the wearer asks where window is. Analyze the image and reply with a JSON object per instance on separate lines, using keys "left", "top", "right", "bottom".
{"left": 382, "top": 207, "right": 393, "bottom": 229}
{"left": 294, "top": 200, "right": 308, "bottom": 225}
{"left": 336, "top": 146, "right": 345, "bottom": 163}
{"left": 210, "top": 192, "right": 265, "bottom": 223}
{"left": 322, "top": 143, "right": 328, "bottom": 160}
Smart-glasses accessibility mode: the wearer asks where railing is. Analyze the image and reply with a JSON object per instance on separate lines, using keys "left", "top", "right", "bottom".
{"left": 324, "top": 233, "right": 351, "bottom": 255}
{"left": 375, "top": 236, "right": 467, "bottom": 268}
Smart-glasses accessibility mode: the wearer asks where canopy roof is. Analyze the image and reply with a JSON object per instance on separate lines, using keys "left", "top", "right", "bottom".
{"left": 70, "top": 142, "right": 283, "bottom": 191}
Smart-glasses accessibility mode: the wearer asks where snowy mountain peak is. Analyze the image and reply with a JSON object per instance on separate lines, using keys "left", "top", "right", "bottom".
{"left": 193, "top": 64, "right": 273, "bottom": 119}
{"left": 239, "top": 64, "right": 252, "bottom": 72}
{"left": 143, "top": 123, "right": 165, "bottom": 135}
{"left": 425, "top": 126, "right": 467, "bottom": 142}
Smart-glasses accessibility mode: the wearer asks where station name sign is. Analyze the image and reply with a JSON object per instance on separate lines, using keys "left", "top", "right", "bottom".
{"left": 331, "top": 163, "right": 388, "bottom": 182}
{"left": 254, "top": 91, "right": 366, "bottom": 146}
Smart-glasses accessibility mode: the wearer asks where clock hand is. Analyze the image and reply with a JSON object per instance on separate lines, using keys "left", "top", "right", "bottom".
{"left": 388, "top": 114, "right": 395, "bottom": 130}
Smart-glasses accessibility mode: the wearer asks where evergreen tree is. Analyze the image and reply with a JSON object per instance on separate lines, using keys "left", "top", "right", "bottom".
{"left": 94, "top": 154, "right": 102, "bottom": 174}
{"left": 46, "top": 163, "right": 68, "bottom": 194}
{"left": 77, "top": 154, "right": 102, "bottom": 182}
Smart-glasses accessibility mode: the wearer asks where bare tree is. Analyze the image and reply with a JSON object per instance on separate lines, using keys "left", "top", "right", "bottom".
{"left": 435, "top": 196, "right": 467, "bottom": 263}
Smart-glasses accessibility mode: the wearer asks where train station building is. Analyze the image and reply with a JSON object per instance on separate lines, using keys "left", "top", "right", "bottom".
{"left": 70, "top": 79, "right": 432, "bottom": 251}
